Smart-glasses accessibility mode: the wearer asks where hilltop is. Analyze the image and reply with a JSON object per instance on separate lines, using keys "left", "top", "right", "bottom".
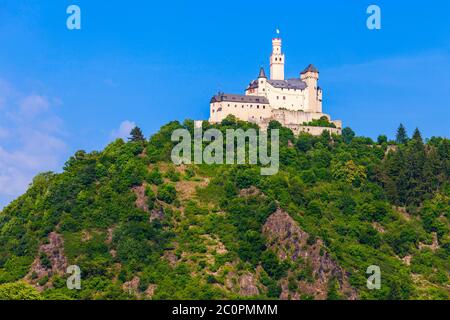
{"left": 0, "top": 118, "right": 448, "bottom": 300}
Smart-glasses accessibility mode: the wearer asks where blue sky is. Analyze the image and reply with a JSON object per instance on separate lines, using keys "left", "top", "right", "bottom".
{"left": 0, "top": 0, "right": 450, "bottom": 207}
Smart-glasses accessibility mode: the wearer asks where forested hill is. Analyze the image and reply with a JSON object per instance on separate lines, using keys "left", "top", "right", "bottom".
{"left": 0, "top": 118, "right": 448, "bottom": 300}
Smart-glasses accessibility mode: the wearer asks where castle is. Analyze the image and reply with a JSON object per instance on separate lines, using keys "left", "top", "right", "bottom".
{"left": 208, "top": 36, "right": 342, "bottom": 135}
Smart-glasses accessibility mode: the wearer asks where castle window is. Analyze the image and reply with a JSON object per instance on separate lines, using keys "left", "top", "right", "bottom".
{"left": 283, "top": 96, "right": 286, "bottom": 100}
{"left": 257, "top": 105, "right": 259, "bottom": 109}
{"left": 242, "top": 105, "right": 244, "bottom": 108}
{"left": 263, "top": 106, "right": 266, "bottom": 109}
{"left": 277, "top": 96, "right": 279, "bottom": 100}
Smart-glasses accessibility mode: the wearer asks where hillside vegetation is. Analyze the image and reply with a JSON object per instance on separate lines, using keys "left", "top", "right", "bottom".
{"left": 0, "top": 117, "right": 448, "bottom": 300}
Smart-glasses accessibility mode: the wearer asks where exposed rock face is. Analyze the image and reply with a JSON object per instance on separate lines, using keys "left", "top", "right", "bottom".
{"left": 262, "top": 209, "right": 357, "bottom": 300}
{"left": 27, "top": 232, "right": 68, "bottom": 288}
{"left": 239, "top": 186, "right": 263, "bottom": 197}
{"left": 132, "top": 184, "right": 149, "bottom": 212}
{"left": 164, "top": 251, "right": 179, "bottom": 266}
{"left": 133, "top": 184, "right": 165, "bottom": 222}
{"left": 419, "top": 232, "right": 440, "bottom": 251}
{"left": 150, "top": 207, "right": 165, "bottom": 222}
{"left": 123, "top": 276, "right": 140, "bottom": 295}
{"left": 145, "top": 284, "right": 158, "bottom": 299}
{"left": 238, "top": 274, "right": 259, "bottom": 297}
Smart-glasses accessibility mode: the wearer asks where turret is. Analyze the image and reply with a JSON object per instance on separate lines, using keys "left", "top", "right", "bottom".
{"left": 301, "top": 64, "right": 321, "bottom": 112}
{"left": 270, "top": 38, "right": 285, "bottom": 80}
{"left": 258, "top": 67, "right": 267, "bottom": 79}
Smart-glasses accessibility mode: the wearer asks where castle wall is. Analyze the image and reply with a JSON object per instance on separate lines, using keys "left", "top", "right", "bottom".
{"left": 288, "top": 125, "right": 342, "bottom": 136}
{"left": 270, "top": 109, "right": 330, "bottom": 125}
{"left": 265, "top": 86, "right": 307, "bottom": 111}
{"left": 209, "top": 101, "right": 272, "bottom": 123}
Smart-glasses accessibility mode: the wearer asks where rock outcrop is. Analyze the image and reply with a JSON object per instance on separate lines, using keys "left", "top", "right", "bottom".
{"left": 27, "top": 232, "right": 68, "bottom": 288}
{"left": 262, "top": 209, "right": 357, "bottom": 300}
{"left": 238, "top": 273, "right": 260, "bottom": 297}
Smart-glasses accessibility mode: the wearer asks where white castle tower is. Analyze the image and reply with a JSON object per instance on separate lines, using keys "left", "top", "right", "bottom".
{"left": 270, "top": 38, "right": 285, "bottom": 80}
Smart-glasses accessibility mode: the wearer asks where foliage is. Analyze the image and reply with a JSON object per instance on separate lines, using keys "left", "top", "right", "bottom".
{"left": 129, "top": 126, "right": 145, "bottom": 142}
{"left": 303, "top": 116, "right": 336, "bottom": 128}
{"left": 0, "top": 281, "right": 42, "bottom": 300}
{"left": 0, "top": 120, "right": 448, "bottom": 301}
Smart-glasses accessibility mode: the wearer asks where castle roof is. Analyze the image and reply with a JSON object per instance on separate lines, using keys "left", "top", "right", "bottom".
{"left": 210, "top": 93, "right": 269, "bottom": 104}
{"left": 268, "top": 78, "right": 307, "bottom": 90}
{"left": 301, "top": 64, "right": 319, "bottom": 74}
{"left": 247, "top": 80, "right": 259, "bottom": 90}
{"left": 258, "top": 67, "right": 267, "bottom": 79}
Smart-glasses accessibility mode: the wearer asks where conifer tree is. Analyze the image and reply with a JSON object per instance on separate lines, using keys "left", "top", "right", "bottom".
{"left": 129, "top": 126, "right": 145, "bottom": 142}
{"left": 395, "top": 124, "right": 408, "bottom": 144}
{"left": 405, "top": 128, "right": 427, "bottom": 205}
{"left": 412, "top": 128, "right": 423, "bottom": 143}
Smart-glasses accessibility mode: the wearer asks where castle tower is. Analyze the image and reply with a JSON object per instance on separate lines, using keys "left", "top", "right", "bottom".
{"left": 301, "top": 64, "right": 321, "bottom": 112}
{"left": 270, "top": 38, "right": 285, "bottom": 80}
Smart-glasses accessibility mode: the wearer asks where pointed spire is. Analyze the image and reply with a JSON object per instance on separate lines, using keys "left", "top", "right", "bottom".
{"left": 258, "top": 67, "right": 267, "bottom": 79}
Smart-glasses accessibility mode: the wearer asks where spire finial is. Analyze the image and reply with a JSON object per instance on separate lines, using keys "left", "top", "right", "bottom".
{"left": 276, "top": 28, "right": 280, "bottom": 38}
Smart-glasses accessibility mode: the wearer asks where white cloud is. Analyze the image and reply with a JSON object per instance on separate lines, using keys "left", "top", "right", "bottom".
{"left": 110, "top": 120, "right": 136, "bottom": 141}
{"left": 19, "top": 94, "right": 50, "bottom": 116}
{"left": 0, "top": 80, "right": 67, "bottom": 209}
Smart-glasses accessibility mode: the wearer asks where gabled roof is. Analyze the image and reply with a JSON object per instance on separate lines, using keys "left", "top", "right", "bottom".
{"left": 268, "top": 78, "right": 307, "bottom": 90}
{"left": 210, "top": 93, "right": 270, "bottom": 104}
{"left": 301, "top": 64, "right": 319, "bottom": 74}
{"left": 247, "top": 80, "right": 259, "bottom": 90}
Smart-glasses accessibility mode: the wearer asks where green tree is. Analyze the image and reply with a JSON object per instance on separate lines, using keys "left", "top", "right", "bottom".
{"left": 129, "top": 126, "right": 145, "bottom": 142}
{"left": 377, "top": 135, "right": 388, "bottom": 144}
{"left": 331, "top": 160, "right": 367, "bottom": 186}
{"left": 0, "top": 282, "right": 42, "bottom": 300}
{"left": 342, "top": 127, "right": 355, "bottom": 144}
{"left": 157, "top": 184, "right": 177, "bottom": 204}
{"left": 396, "top": 124, "right": 408, "bottom": 144}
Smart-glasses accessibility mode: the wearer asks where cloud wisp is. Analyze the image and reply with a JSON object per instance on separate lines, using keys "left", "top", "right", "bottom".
{"left": 0, "top": 79, "right": 68, "bottom": 209}
{"left": 110, "top": 120, "right": 136, "bottom": 141}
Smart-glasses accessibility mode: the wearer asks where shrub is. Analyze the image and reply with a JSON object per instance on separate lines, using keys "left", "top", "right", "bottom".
{"left": 157, "top": 184, "right": 177, "bottom": 204}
